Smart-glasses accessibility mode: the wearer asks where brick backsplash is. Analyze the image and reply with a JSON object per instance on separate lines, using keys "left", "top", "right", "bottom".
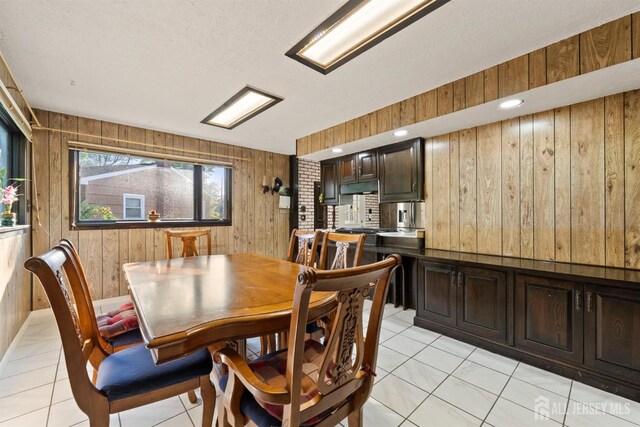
{"left": 297, "top": 159, "right": 379, "bottom": 230}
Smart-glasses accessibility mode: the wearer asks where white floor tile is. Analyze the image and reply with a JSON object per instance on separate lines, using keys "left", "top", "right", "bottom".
{"left": 486, "top": 397, "right": 561, "bottom": 427}
{"left": 500, "top": 377, "right": 568, "bottom": 424}
{"left": 382, "top": 334, "right": 427, "bottom": 357}
{"left": 414, "top": 345, "right": 464, "bottom": 374}
{"left": 390, "top": 309, "right": 416, "bottom": 325}
{"left": 399, "top": 326, "right": 440, "bottom": 345}
{"left": 432, "top": 376, "right": 498, "bottom": 420}
{"left": 393, "top": 358, "right": 447, "bottom": 393}
{"left": 382, "top": 305, "right": 404, "bottom": 319}
{"left": 512, "top": 363, "right": 572, "bottom": 397}
{"left": 362, "top": 398, "right": 405, "bottom": 427}
{"left": 430, "top": 336, "right": 476, "bottom": 358}
{"left": 375, "top": 346, "right": 409, "bottom": 372}
{"left": 452, "top": 360, "right": 510, "bottom": 395}
{"left": 0, "top": 349, "right": 60, "bottom": 379}
{"left": 378, "top": 327, "right": 395, "bottom": 343}
{"left": 178, "top": 391, "right": 202, "bottom": 411}
{"left": 47, "top": 398, "right": 87, "bottom": 427}
{"left": 0, "top": 407, "right": 49, "bottom": 426}
{"left": 381, "top": 317, "right": 412, "bottom": 333}
{"left": 69, "top": 414, "right": 120, "bottom": 427}
{"left": 466, "top": 347, "right": 518, "bottom": 376}
{"left": 0, "top": 383, "right": 53, "bottom": 422}
{"left": 155, "top": 412, "right": 195, "bottom": 427}
{"left": 7, "top": 338, "right": 61, "bottom": 361}
{"left": 570, "top": 381, "right": 640, "bottom": 425}
{"left": 409, "top": 395, "right": 482, "bottom": 427}
{"left": 564, "top": 402, "right": 638, "bottom": 427}
{"left": 374, "top": 367, "right": 389, "bottom": 384}
{"left": 371, "top": 374, "right": 428, "bottom": 417}
{"left": 0, "top": 365, "right": 57, "bottom": 399}
{"left": 119, "top": 397, "right": 185, "bottom": 427}
{"left": 52, "top": 379, "right": 74, "bottom": 404}
{"left": 399, "top": 421, "right": 418, "bottom": 427}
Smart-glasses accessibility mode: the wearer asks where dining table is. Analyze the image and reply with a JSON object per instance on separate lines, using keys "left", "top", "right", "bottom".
{"left": 124, "top": 253, "right": 336, "bottom": 364}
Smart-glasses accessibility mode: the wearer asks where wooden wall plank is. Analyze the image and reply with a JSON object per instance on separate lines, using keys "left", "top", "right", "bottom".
{"left": 465, "top": 71, "right": 484, "bottom": 108}
{"left": 334, "top": 123, "right": 346, "bottom": 146}
{"left": 437, "top": 83, "right": 454, "bottom": 116}
{"left": 101, "top": 121, "right": 120, "bottom": 298}
{"left": 571, "top": 99, "right": 605, "bottom": 265}
{"left": 498, "top": 55, "right": 529, "bottom": 98}
{"left": 254, "top": 150, "right": 266, "bottom": 256}
{"left": 344, "top": 120, "right": 355, "bottom": 143}
{"left": 604, "top": 94, "right": 625, "bottom": 267}
{"left": 368, "top": 111, "right": 378, "bottom": 135}
{"left": 453, "top": 78, "right": 466, "bottom": 112}
{"left": 547, "top": 35, "right": 580, "bottom": 83}
{"left": 476, "top": 123, "right": 501, "bottom": 254}
{"left": 459, "top": 128, "right": 477, "bottom": 253}
{"left": 528, "top": 48, "right": 547, "bottom": 89}
{"left": 633, "top": 12, "right": 640, "bottom": 59}
{"left": 520, "top": 115, "right": 534, "bottom": 258}
{"left": 554, "top": 107, "right": 571, "bottom": 262}
{"left": 501, "top": 118, "right": 520, "bottom": 257}
{"left": 449, "top": 132, "right": 461, "bottom": 251}
{"left": 390, "top": 102, "right": 401, "bottom": 129}
{"left": 416, "top": 89, "right": 438, "bottom": 121}
{"left": 432, "top": 134, "right": 450, "bottom": 249}
{"left": 483, "top": 66, "right": 499, "bottom": 102}
{"left": 48, "top": 112, "right": 62, "bottom": 253}
{"left": 533, "top": 111, "right": 555, "bottom": 260}
{"left": 61, "top": 114, "right": 78, "bottom": 244}
{"left": 624, "top": 89, "right": 640, "bottom": 268}
{"left": 424, "top": 139, "right": 434, "bottom": 249}
{"left": 243, "top": 147, "right": 254, "bottom": 253}
{"left": 400, "top": 97, "right": 416, "bottom": 126}
{"left": 580, "top": 16, "right": 632, "bottom": 74}
{"left": 359, "top": 114, "right": 371, "bottom": 138}
{"left": 376, "top": 106, "right": 392, "bottom": 133}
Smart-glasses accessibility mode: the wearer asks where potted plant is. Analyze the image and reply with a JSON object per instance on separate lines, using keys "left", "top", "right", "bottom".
{"left": 0, "top": 168, "right": 25, "bottom": 227}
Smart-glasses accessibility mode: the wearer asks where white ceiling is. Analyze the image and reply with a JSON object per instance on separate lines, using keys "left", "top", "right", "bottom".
{"left": 1, "top": 0, "right": 639, "bottom": 155}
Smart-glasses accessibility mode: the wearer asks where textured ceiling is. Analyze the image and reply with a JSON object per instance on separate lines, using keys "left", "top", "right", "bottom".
{"left": 1, "top": 0, "right": 639, "bottom": 154}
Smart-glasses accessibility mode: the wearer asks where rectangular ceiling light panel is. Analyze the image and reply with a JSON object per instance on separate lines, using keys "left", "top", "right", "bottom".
{"left": 286, "top": 0, "right": 450, "bottom": 74}
{"left": 201, "top": 86, "right": 283, "bottom": 129}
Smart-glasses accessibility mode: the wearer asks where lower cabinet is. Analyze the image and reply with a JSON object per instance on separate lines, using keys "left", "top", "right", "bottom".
{"left": 417, "top": 261, "right": 509, "bottom": 343}
{"left": 515, "top": 275, "right": 584, "bottom": 363}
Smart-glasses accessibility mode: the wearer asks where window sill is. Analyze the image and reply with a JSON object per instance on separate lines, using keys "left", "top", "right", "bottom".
{"left": 72, "top": 220, "right": 231, "bottom": 231}
{"left": 0, "top": 224, "right": 30, "bottom": 239}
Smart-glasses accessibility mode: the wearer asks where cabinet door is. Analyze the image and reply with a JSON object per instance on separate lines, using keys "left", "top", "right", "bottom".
{"left": 378, "top": 138, "right": 423, "bottom": 202}
{"left": 417, "top": 261, "right": 456, "bottom": 326}
{"left": 338, "top": 155, "right": 357, "bottom": 183}
{"left": 584, "top": 285, "right": 640, "bottom": 382}
{"left": 357, "top": 151, "right": 377, "bottom": 182}
{"left": 515, "top": 275, "right": 583, "bottom": 363}
{"left": 321, "top": 160, "right": 339, "bottom": 205}
{"left": 457, "top": 267, "right": 509, "bottom": 343}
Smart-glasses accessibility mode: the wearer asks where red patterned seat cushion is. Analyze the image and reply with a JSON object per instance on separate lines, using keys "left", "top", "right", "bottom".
{"left": 96, "top": 302, "right": 139, "bottom": 339}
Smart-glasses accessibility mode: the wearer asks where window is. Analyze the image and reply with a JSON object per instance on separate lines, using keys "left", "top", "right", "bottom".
{"left": 123, "top": 194, "right": 145, "bottom": 220}
{"left": 0, "top": 106, "right": 25, "bottom": 225}
{"left": 71, "top": 150, "right": 232, "bottom": 228}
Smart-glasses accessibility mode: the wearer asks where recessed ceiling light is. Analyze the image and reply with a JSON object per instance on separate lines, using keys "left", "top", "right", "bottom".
{"left": 393, "top": 129, "right": 409, "bottom": 137}
{"left": 331, "top": 148, "right": 344, "bottom": 153}
{"left": 286, "top": 0, "right": 450, "bottom": 74}
{"left": 201, "top": 86, "right": 283, "bottom": 129}
{"left": 499, "top": 99, "right": 524, "bottom": 109}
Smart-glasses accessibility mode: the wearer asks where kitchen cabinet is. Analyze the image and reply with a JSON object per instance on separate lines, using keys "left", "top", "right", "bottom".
{"left": 584, "top": 285, "right": 640, "bottom": 383}
{"left": 320, "top": 159, "right": 339, "bottom": 205}
{"left": 378, "top": 138, "right": 424, "bottom": 202}
{"left": 417, "top": 261, "right": 509, "bottom": 342}
{"left": 338, "top": 150, "right": 378, "bottom": 184}
{"left": 515, "top": 275, "right": 583, "bottom": 363}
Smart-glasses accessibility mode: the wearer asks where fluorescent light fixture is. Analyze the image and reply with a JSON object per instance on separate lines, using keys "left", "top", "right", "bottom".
{"left": 201, "top": 86, "right": 283, "bottom": 129}
{"left": 393, "top": 129, "right": 409, "bottom": 137}
{"left": 286, "top": 0, "right": 450, "bottom": 74}
{"left": 499, "top": 99, "right": 524, "bottom": 109}
{"left": 331, "top": 148, "right": 344, "bottom": 153}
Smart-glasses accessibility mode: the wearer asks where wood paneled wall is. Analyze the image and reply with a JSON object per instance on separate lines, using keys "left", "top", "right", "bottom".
{"left": 424, "top": 89, "right": 640, "bottom": 269}
{"left": 298, "top": 13, "right": 640, "bottom": 156}
{"left": 0, "top": 228, "right": 30, "bottom": 360}
{"left": 30, "top": 110, "right": 290, "bottom": 309}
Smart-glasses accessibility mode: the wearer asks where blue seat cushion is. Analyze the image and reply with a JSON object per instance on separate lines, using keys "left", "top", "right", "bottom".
{"left": 96, "top": 344, "right": 212, "bottom": 401}
{"left": 219, "top": 374, "right": 282, "bottom": 427}
{"left": 108, "top": 328, "right": 143, "bottom": 349}
{"left": 305, "top": 321, "right": 322, "bottom": 334}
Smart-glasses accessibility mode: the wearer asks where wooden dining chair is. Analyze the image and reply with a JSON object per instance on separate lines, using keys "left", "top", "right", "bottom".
{"left": 287, "top": 229, "right": 320, "bottom": 266}
{"left": 25, "top": 245, "right": 216, "bottom": 427}
{"left": 214, "top": 255, "right": 401, "bottom": 427}
{"left": 165, "top": 229, "right": 212, "bottom": 258}
{"left": 318, "top": 232, "right": 366, "bottom": 270}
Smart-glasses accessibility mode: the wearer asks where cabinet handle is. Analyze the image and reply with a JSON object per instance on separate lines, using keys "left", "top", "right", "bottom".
{"left": 586, "top": 291, "right": 593, "bottom": 312}
{"left": 358, "top": 166, "right": 362, "bottom": 176}
{"left": 575, "top": 290, "right": 582, "bottom": 312}
{"left": 451, "top": 271, "right": 457, "bottom": 288}
{"left": 457, "top": 272, "right": 463, "bottom": 287}
{"left": 411, "top": 182, "right": 415, "bottom": 191}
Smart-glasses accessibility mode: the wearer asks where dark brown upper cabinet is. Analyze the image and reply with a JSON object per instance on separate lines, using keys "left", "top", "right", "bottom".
{"left": 338, "top": 150, "right": 378, "bottom": 184}
{"left": 320, "top": 159, "right": 339, "bottom": 205}
{"left": 378, "top": 138, "right": 424, "bottom": 202}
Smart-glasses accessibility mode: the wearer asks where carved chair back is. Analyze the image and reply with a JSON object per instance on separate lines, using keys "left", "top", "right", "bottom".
{"left": 283, "top": 255, "right": 401, "bottom": 425}
{"left": 318, "top": 232, "right": 366, "bottom": 270}
{"left": 165, "top": 229, "right": 212, "bottom": 258}
{"left": 286, "top": 229, "right": 320, "bottom": 267}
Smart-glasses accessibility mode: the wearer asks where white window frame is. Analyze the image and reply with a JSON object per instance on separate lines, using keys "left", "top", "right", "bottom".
{"left": 122, "top": 193, "right": 145, "bottom": 220}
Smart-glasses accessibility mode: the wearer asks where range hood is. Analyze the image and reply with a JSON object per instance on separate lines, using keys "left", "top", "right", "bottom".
{"left": 339, "top": 180, "right": 378, "bottom": 195}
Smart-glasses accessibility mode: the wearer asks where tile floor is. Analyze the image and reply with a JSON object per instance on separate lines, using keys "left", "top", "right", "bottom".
{"left": 1, "top": 296, "right": 639, "bottom": 426}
